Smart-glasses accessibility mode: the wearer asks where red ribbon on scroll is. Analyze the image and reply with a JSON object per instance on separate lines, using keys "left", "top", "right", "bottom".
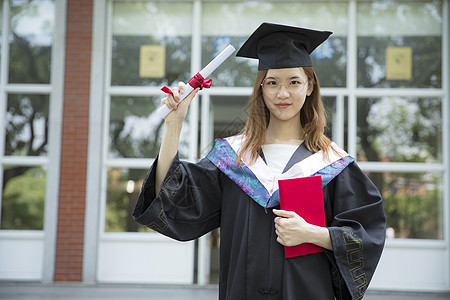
{"left": 161, "top": 72, "right": 212, "bottom": 96}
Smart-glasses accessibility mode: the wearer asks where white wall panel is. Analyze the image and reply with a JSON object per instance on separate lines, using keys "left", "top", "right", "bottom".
{"left": 97, "top": 234, "right": 195, "bottom": 284}
{"left": 0, "top": 233, "right": 44, "bottom": 281}
{"left": 371, "top": 241, "right": 449, "bottom": 292}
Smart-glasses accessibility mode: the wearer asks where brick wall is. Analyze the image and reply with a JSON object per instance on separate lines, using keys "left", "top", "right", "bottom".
{"left": 54, "top": 0, "right": 93, "bottom": 282}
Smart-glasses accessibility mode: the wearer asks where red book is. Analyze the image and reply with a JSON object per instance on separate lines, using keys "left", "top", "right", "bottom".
{"left": 278, "top": 175, "right": 326, "bottom": 258}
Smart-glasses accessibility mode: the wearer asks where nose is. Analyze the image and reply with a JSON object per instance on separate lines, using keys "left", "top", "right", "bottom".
{"left": 277, "top": 84, "right": 290, "bottom": 98}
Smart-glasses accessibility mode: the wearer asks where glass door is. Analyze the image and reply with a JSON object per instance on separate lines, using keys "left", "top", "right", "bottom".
{"left": 0, "top": 0, "right": 62, "bottom": 282}
{"left": 94, "top": 1, "right": 196, "bottom": 284}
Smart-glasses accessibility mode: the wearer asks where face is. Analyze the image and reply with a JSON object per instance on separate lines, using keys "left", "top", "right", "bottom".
{"left": 261, "top": 67, "right": 312, "bottom": 122}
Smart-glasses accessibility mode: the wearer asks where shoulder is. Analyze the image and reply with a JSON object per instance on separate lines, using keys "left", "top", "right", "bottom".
{"left": 207, "top": 135, "right": 246, "bottom": 156}
{"left": 330, "top": 159, "right": 380, "bottom": 195}
{"left": 327, "top": 142, "right": 350, "bottom": 158}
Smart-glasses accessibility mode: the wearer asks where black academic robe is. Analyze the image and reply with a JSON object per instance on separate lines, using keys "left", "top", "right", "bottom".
{"left": 133, "top": 142, "right": 386, "bottom": 300}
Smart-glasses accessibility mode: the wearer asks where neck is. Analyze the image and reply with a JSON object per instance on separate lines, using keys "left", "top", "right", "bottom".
{"left": 265, "top": 116, "right": 303, "bottom": 145}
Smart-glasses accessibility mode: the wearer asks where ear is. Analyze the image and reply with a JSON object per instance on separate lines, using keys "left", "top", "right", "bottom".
{"left": 306, "top": 80, "right": 314, "bottom": 96}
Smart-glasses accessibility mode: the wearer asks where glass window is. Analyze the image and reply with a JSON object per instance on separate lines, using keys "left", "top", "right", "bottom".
{"left": 9, "top": 0, "right": 54, "bottom": 84}
{"left": 357, "top": 97, "right": 442, "bottom": 163}
{"left": 368, "top": 171, "right": 443, "bottom": 240}
{"left": 105, "top": 167, "right": 149, "bottom": 232}
{"left": 357, "top": 1, "right": 442, "bottom": 88}
{"left": 323, "top": 96, "right": 349, "bottom": 150}
{"left": 210, "top": 95, "right": 248, "bottom": 141}
{"left": 111, "top": 2, "right": 193, "bottom": 86}
{"left": 5, "top": 94, "right": 49, "bottom": 156}
{"left": 202, "top": 1, "right": 347, "bottom": 87}
{"left": 207, "top": 95, "right": 342, "bottom": 151}
{"left": 109, "top": 96, "right": 191, "bottom": 159}
{"left": 1, "top": 166, "right": 46, "bottom": 230}
{"left": 323, "top": 96, "right": 336, "bottom": 142}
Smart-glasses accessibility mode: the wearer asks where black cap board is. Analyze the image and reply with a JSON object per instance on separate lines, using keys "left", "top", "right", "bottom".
{"left": 236, "top": 22, "right": 332, "bottom": 70}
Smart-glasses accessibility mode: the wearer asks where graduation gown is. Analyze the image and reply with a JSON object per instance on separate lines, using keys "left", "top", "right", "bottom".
{"left": 133, "top": 136, "right": 386, "bottom": 300}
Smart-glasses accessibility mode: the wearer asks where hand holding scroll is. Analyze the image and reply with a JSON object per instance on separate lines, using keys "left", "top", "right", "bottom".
{"left": 160, "top": 82, "right": 200, "bottom": 125}
{"left": 158, "top": 45, "right": 236, "bottom": 118}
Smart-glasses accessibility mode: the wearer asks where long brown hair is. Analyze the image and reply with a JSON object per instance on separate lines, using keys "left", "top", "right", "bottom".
{"left": 236, "top": 67, "right": 332, "bottom": 165}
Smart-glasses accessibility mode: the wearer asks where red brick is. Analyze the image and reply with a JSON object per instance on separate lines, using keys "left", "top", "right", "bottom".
{"left": 54, "top": 0, "right": 93, "bottom": 283}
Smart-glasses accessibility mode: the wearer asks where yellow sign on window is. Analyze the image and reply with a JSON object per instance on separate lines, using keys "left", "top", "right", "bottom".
{"left": 386, "top": 47, "right": 412, "bottom": 80}
{"left": 139, "top": 45, "right": 166, "bottom": 78}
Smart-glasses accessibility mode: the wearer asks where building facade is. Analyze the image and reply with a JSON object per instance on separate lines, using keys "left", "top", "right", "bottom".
{"left": 0, "top": 0, "right": 449, "bottom": 292}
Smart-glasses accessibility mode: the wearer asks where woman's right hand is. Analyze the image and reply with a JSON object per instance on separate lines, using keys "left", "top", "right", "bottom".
{"left": 155, "top": 82, "right": 199, "bottom": 192}
{"left": 162, "top": 82, "right": 200, "bottom": 126}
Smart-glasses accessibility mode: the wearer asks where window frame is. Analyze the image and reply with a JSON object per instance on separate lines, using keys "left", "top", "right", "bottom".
{"left": 0, "top": 0, "right": 65, "bottom": 282}
{"left": 86, "top": 0, "right": 450, "bottom": 287}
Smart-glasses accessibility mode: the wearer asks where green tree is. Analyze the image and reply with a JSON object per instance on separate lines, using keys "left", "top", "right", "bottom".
{"left": 1, "top": 167, "right": 46, "bottom": 230}
{"left": 2, "top": 1, "right": 51, "bottom": 231}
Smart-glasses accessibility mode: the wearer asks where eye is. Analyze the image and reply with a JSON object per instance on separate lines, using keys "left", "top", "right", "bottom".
{"left": 265, "top": 80, "right": 278, "bottom": 86}
{"left": 290, "top": 80, "right": 302, "bottom": 86}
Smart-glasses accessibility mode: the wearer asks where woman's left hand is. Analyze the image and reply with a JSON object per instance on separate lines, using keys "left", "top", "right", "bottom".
{"left": 273, "top": 209, "right": 333, "bottom": 250}
{"left": 273, "top": 209, "right": 313, "bottom": 247}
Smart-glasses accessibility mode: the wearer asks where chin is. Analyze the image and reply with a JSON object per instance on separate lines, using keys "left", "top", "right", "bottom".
{"left": 272, "top": 112, "right": 300, "bottom": 122}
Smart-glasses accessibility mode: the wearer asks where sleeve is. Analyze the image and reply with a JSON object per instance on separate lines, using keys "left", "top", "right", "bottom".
{"left": 132, "top": 153, "right": 223, "bottom": 241}
{"left": 324, "top": 162, "right": 386, "bottom": 300}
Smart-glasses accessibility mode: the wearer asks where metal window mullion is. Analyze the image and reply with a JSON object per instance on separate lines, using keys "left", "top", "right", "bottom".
{"left": 0, "top": 0, "right": 10, "bottom": 160}
{"left": 198, "top": 93, "right": 212, "bottom": 286}
{"left": 200, "top": 86, "right": 252, "bottom": 96}
{"left": 1, "top": 0, "right": 9, "bottom": 89}
{"left": 99, "top": 0, "right": 114, "bottom": 238}
{"left": 5, "top": 84, "right": 52, "bottom": 94}
{"left": 0, "top": 156, "right": 48, "bottom": 166}
{"left": 335, "top": 94, "right": 345, "bottom": 147}
{"left": 98, "top": 143, "right": 109, "bottom": 236}
{"left": 0, "top": 0, "right": 10, "bottom": 228}
{"left": 441, "top": 0, "right": 450, "bottom": 289}
{"left": 386, "top": 238, "right": 447, "bottom": 249}
{"left": 346, "top": 0, "right": 357, "bottom": 158}
{"left": 200, "top": 93, "right": 211, "bottom": 158}
{"left": 107, "top": 86, "right": 163, "bottom": 96}
{"left": 321, "top": 88, "right": 347, "bottom": 96}
{"left": 83, "top": 0, "right": 109, "bottom": 283}
{"left": 103, "top": 158, "right": 155, "bottom": 168}
{"left": 41, "top": 0, "right": 67, "bottom": 283}
{"left": 189, "top": 0, "right": 201, "bottom": 163}
{"left": 354, "top": 88, "right": 444, "bottom": 98}
{"left": 191, "top": 0, "right": 211, "bottom": 286}
{"left": 358, "top": 162, "right": 446, "bottom": 173}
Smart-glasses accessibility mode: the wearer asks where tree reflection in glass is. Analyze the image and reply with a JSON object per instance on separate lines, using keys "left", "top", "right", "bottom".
{"left": 357, "top": 1, "right": 442, "bottom": 88}
{"left": 9, "top": 0, "right": 54, "bottom": 84}
{"left": 369, "top": 171, "right": 443, "bottom": 240}
{"left": 111, "top": 2, "right": 192, "bottom": 86}
{"left": 357, "top": 97, "right": 442, "bottom": 163}
{"left": 5, "top": 94, "right": 49, "bottom": 157}
{"left": 109, "top": 96, "right": 190, "bottom": 159}
{"left": 1, "top": 166, "right": 46, "bottom": 230}
{"left": 105, "top": 167, "right": 148, "bottom": 232}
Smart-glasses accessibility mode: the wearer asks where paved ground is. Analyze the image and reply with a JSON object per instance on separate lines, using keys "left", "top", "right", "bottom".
{"left": 0, "top": 282, "right": 449, "bottom": 300}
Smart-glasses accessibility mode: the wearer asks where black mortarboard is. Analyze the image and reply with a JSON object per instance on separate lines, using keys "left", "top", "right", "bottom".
{"left": 236, "top": 22, "right": 332, "bottom": 70}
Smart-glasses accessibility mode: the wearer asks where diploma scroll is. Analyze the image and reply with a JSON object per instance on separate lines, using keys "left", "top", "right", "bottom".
{"left": 157, "top": 44, "right": 236, "bottom": 118}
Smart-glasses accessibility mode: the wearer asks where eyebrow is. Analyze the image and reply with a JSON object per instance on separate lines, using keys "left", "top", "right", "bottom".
{"left": 265, "top": 76, "right": 302, "bottom": 80}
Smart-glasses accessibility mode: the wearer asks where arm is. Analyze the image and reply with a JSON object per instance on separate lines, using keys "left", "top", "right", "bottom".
{"left": 155, "top": 83, "right": 199, "bottom": 192}
{"left": 273, "top": 209, "right": 333, "bottom": 250}
{"left": 325, "top": 162, "right": 386, "bottom": 299}
{"left": 133, "top": 155, "right": 223, "bottom": 241}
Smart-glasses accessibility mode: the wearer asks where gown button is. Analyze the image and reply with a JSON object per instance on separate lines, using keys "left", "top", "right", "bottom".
{"left": 257, "top": 288, "right": 279, "bottom": 295}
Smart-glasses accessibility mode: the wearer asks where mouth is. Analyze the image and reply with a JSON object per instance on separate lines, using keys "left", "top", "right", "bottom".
{"left": 275, "top": 103, "right": 291, "bottom": 109}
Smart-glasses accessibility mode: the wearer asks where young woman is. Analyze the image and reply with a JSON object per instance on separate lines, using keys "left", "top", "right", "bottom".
{"left": 133, "top": 23, "right": 386, "bottom": 300}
